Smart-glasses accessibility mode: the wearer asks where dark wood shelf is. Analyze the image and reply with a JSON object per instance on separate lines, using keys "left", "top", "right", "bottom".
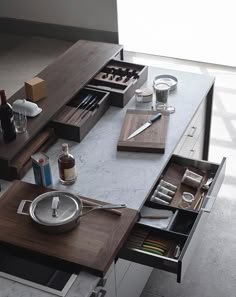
{"left": 0, "top": 40, "right": 123, "bottom": 179}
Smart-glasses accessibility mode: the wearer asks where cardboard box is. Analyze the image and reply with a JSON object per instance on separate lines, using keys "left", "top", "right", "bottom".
{"left": 25, "top": 77, "right": 46, "bottom": 102}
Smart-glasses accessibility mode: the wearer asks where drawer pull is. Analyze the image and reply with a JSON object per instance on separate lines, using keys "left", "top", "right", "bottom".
{"left": 201, "top": 195, "right": 216, "bottom": 213}
{"left": 187, "top": 126, "right": 197, "bottom": 137}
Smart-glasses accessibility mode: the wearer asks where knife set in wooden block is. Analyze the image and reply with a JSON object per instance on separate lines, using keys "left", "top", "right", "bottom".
{"left": 51, "top": 87, "right": 110, "bottom": 142}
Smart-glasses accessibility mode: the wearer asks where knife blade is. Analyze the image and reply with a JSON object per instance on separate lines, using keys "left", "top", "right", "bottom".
{"left": 127, "top": 113, "right": 162, "bottom": 140}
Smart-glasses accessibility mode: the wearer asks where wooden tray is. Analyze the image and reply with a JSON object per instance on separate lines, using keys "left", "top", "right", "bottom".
{"left": 87, "top": 60, "right": 148, "bottom": 107}
{"left": 51, "top": 87, "right": 110, "bottom": 142}
{"left": 0, "top": 181, "right": 138, "bottom": 276}
{"left": 117, "top": 110, "right": 169, "bottom": 153}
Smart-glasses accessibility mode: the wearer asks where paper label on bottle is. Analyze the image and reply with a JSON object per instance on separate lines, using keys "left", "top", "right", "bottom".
{"left": 64, "top": 166, "right": 77, "bottom": 181}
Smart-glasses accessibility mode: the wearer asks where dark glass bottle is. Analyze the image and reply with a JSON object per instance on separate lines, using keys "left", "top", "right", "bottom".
{"left": 0, "top": 90, "right": 16, "bottom": 142}
{"left": 58, "top": 143, "right": 77, "bottom": 185}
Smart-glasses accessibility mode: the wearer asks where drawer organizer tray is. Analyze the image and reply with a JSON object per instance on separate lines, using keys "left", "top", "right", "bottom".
{"left": 50, "top": 87, "right": 110, "bottom": 142}
{"left": 119, "top": 154, "right": 226, "bottom": 283}
{"left": 87, "top": 60, "right": 148, "bottom": 107}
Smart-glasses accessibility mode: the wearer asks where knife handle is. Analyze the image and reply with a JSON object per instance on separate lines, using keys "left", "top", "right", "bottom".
{"left": 148, "top": 113, "right": 162, "bottom": 123}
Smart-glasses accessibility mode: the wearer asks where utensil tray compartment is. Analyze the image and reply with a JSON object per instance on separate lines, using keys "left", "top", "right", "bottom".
{"left": 119, "top": 154, "right": 226, "bottom": 282}
{"left": 51, "top": 87, "right": 110, "bottom": 142}
{"left": 87, "top": 60, "right": 148, "bottom": 107}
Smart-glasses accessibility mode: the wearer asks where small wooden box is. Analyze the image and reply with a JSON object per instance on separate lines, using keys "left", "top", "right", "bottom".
{"left": 50, "top": 87, "right": 110, "bottom": 142}
{"left": 25, "top": 77, "right": 46, "bottom": 102}
{"left": 87, "top": 60, "right": 148, "bottom": 107}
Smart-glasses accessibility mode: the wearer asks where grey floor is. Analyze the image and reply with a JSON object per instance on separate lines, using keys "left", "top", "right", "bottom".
{"left": 1, "top": 34, "right": 236, "bottom": 297}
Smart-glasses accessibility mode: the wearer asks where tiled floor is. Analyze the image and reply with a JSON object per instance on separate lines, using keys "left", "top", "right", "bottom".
{"left": 1, "top": 34, "right": 236, "bottom": 297}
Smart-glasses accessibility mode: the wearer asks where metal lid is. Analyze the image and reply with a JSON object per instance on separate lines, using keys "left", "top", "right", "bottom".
{"left": 153, "top": 75, "right": 178, "bottom": 91}
{"left": 30, "top": 192, "right": 81, "bottom": 226}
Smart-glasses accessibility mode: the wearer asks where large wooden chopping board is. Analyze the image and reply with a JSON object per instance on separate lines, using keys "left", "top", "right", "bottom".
{"left": 117, "top": 109, "right": 169, "bottom": 153}
{"left": 0, "top": 181, "right": 138, "bottom": 276}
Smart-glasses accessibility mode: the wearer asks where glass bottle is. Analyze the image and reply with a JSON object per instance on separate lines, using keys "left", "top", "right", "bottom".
{"left": 0, "top": 89, "right": 16, "bottom": 142}
{"left": 58, "top": 143, "right": 77, "bottom": 185}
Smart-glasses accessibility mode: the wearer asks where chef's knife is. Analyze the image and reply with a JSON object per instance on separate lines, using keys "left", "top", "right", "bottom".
{"left": 127, "top": 113, "right": 162, "bottom": 140}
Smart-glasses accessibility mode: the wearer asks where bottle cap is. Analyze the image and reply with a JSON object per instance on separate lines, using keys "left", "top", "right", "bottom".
{"left": 135, "top": 89, "right": 143, "bottom": 95}
{"left": 62, "top": 143, "right": 69, "bottom": 152}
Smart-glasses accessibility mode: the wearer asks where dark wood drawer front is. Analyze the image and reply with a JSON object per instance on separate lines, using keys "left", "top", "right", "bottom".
{"left": 87, "top": 60, "right": 148, "bottom": 107}
{"left": 119, "top": 155, "right": 225, "bottom": 282}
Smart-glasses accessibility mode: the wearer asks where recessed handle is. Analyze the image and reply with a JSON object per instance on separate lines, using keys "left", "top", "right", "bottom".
{"left": 187, "top": 126, "right": 197, "bottom": 137}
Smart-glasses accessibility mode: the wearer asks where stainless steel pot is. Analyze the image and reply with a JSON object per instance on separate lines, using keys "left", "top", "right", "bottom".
{"left": 17, "top": 191, "right": 126, "bottom": 234}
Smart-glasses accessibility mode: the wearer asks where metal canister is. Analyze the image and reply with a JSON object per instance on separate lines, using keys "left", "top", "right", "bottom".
{"left": 31, "top": 152, "right": 53, "bottom": 187}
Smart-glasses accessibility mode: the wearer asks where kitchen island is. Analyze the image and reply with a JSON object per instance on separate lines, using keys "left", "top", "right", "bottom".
{"left": 0, "top": 41, "right": 224, "bottom": 297}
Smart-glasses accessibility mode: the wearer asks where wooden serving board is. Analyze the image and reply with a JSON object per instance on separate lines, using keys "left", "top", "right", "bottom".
{"left": 0, "top": 181, "right": 138, "bottom": 276}
{"left": 117, "top": 110, "right": 169, "bottom": 153}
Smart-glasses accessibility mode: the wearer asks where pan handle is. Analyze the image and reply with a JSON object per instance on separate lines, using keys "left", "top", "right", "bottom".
{"left": 17, "top": 200, "right": 32, "bottom": 216}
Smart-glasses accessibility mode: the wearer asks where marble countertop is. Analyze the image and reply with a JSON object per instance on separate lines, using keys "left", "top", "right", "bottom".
{"left": 0, "top": 66, "right": 214, "bottom": 297}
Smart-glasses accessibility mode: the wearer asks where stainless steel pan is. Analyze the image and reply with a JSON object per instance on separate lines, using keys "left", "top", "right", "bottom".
{"left": 17, "top": 191, "right": 126, "bottom": 234}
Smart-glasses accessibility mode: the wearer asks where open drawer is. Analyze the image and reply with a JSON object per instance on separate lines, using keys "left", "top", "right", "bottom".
{"left": 119, "top": 155, "right": 226, "bottom": 282}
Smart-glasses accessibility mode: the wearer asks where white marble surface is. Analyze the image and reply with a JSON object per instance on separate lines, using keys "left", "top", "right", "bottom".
{"left": 22, "top": 66, "right": 214, "bottom": 210}
{"left": 0, "top": 66, "right": 214, "bottom": 297}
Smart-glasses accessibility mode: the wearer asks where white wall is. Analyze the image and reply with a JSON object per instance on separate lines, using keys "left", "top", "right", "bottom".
{"left": 0, "top": 0, "right": 118, "bottom": 32}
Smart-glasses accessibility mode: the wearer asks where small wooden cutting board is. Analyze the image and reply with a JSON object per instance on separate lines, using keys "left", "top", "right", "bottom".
{"left": 117, "top": 109, "right": 169, "bottom": 153}
{"left": 0, "top": 181, "right": 138, "bottom": 276}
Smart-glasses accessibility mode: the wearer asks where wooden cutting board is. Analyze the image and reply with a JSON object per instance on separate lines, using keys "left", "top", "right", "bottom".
{"left": 0, "top": 181, "right": 138, "bottom": 276}
{"left": 117, "top": 109, "right": 169, "bottom": 153}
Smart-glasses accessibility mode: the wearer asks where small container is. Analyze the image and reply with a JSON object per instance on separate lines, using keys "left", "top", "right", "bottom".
{"left": 155, "top": 191, "right": 173, "bottom": 203}
{"left": 182, "top": 192, "right": 195, "bottom": 203}
{"left": 14, "top": 111, "right": 27, "bottom": 133}
{"left": 135, "top": 88, "right": 153, "bottom": 109}
{"left": 155, "top": 185, "right": 175, "bottom": 197}
{"left": 135, "top": 89, "right": 143, "bottom": 103}
{"left": 151, "top": 195, "right": 169, "bottom": 205}
{"left": 31, "top": 153, "right": 53, "bottom": 187}
{"left": 153, "top": 83, "right": 170, "bottom": 104}
{"left": 159, "top": 180, "right": 177, "bottom": 192}
{"left": 181, "top": 169, "right": 203, "bottom": 189}
{"left": 58, "top": 143, "right": 77, "bottom": 185}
